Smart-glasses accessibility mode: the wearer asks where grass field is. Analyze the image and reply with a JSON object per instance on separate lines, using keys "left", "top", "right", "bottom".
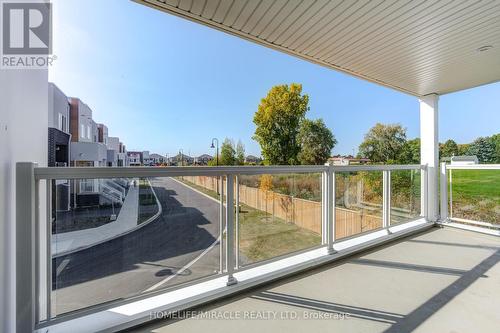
{"left": 450, "top": 170, "right": 500, "bottom": 223}
{"left": 176, "top": 177, "right": 321, "bottom": 265}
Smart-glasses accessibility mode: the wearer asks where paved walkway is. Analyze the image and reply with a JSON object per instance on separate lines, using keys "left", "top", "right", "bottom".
{"left": 52, "top": 181, "right": 139, "bottom": 257}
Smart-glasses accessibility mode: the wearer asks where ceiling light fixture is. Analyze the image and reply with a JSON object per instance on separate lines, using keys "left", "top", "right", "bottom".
{"left": 476, "top": 45, "right": 493, "bottom": 52}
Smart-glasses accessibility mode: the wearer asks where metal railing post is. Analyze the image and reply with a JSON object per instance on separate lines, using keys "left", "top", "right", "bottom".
{"left": 449, "top": 168, "right": 453, "bottom": 219}
{"left": 321, "top": 172, "right": 326, "bottom": 245}
{"left": 44, "top": 179, "right": 52, "bottom": 322}
{"left": 16, "top": 162, "right": 37, "bottom": 333}
{"left": 327, "top": 167, "right": 336, "bottom": 254}
{"left": 383, "top": 170, "right": 391, "bottom": 231}
{"left": 440, "top": 162, "right": 448, "bottom": 222}
{"left": 235, "top": 175, "right": 240, "bottom": 269}
{"left": 423, "top": 165, "right": 429, "bottom": 220}
{"left": 225, "top": 174, "right": 237, "bottom": 286}
{"left": 219, "top": 175, "right": 224, "bottom": 273}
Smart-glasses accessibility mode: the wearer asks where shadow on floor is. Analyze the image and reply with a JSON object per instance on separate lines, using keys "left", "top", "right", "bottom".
{"left": 127, "top": 229, "right": 500, "bottom": 333}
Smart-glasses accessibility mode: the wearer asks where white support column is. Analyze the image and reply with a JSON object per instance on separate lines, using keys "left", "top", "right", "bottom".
{"left": 1, "top": 67, "right": 48, "bottom": 332}
{"left": 420, "top": 94, "right": 440, "bottom": 222}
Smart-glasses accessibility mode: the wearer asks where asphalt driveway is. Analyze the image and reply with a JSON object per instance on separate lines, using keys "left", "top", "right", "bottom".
{"left": 52, "top": 177, "right": 222, "bottom": 316}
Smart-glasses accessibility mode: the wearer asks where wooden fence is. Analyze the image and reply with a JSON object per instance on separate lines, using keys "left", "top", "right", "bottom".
{"left": 181, "top": 176, "right": 382, "bottom": 239}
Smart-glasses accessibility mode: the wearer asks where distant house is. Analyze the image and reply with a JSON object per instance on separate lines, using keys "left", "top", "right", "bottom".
{"left": 171, "top": 153, "right": 194, "bottom": 166}
{"left": 195, "top": 154, "right": 213, "bottom": 165}
{"left": 127, "top": 151, "right": 143, "bottom": 166}
{"left": 142, "top": 151, "right": 152, "bottom": 166}
{"left": 328, "top": 155, "right": 371, "bottom": 165}
{"left": 106, "top": 136, "right": 121, "bottom": 167}
{"left": 149, "top": 153, "right": 165, "bottom": 165}
{"left": 245, "top": 155, "right": 262, "bottom": 164}
{"left": 450, "top": 155, "right": 479, "bottom": 165}
{"left": 117, "top": 142, "right": 128, "bottom": 166}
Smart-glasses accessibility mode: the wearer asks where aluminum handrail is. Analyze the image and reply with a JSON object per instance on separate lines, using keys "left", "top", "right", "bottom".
{"left": 33, "top": 164, "right": 424, "bottom": 180}
{"left": 446, "top": 164, "right": 500, "bottom": 170}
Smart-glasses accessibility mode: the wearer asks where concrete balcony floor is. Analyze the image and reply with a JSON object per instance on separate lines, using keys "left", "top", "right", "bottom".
{"left": 130, "top": 227, "right": 500, "bottom": 333}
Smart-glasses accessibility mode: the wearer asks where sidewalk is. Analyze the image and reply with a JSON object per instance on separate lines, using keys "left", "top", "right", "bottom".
{"left": 52, "top": 181, "right": 140, "bottom": 257}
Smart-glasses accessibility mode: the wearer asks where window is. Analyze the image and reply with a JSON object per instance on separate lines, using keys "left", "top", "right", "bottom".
{"left": 80, "top": 124, "right": 85, "bottom": 138}
{"left": 87, "top": 126, "right": 91, "bottom": 139}
{"left": 58, "top": 114, "right": 67, "bottom": 132}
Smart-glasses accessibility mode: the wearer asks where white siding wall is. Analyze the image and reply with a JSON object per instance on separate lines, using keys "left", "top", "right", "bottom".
{"left": 48, "top": 83, "right": 69, "bottom": 132}
{"left": 0, "top": 68, "right": 48, "bottom": 332}
{"left": 77, "top": 100, "right": 93, "bottom": 143}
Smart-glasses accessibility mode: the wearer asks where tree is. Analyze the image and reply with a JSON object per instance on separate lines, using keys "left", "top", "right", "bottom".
{"left": 235, "top": 140, "right": 245, "bottom": 165}
{"left": 297, "top": 119, "right": 337, "bottom": 165}
{"left": 467, "top": 137, "right": 496, "bottom": 163}
{"left": 220, "top": 138, "right": 236, "bottom": 165}
{"left": 457, "top": 144, "right": 470, "bottom": 156}
{"left": 440, "top": 139, "right": 459, "bottom": 159}
{"left": 358, "top": 123, "right": 407, "bottom": 163}
{"left": 398, "top": 138, "right": 420, "bottom": 164}
{"left": 207, "top": 157, "right": 218, "bottom": 166}
{"left": 490, "top": 134, "right": 500, "bottom": 163}
{"left": 253, "top": 83, "right": 309, "bottom": 165}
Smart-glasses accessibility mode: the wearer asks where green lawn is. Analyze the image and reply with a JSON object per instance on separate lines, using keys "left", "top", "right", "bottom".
{"left": 176, "top": 177, "right": 322, "bottom": 265}
{"left": 450, "top": 170, "right": 500, "bottom": 223}
{"left": 450, "top": 170, "right": 500, "bottom": 200}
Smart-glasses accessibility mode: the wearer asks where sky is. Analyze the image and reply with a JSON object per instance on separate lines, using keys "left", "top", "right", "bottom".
{"left": 49, "top": 0, "right": 500, "bottom": 158}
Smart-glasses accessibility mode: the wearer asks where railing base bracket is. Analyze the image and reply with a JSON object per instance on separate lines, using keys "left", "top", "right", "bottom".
{"left": 327, "top": 248, "right": 337, "bottom": 255}
{"left": 226, "top": 276, "right": 238, "bottom": 286}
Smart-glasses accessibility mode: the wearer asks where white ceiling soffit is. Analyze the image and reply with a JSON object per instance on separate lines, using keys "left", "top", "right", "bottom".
{"left": 135, "top": 0, "right": 500, "bottom": 97}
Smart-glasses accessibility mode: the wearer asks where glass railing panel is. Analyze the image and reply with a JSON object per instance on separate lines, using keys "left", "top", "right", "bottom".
{"left": 51, "top": 176, "right": 221, "bottom": 317}
{"left": 335, "top": 171, "right": 383, "bottom": 239}
{"left": 449, "top": 169, "right": 500, "bottom": 224}
{"left": 236, "top": 173, "right": 323, "bottom": 267}
{"left": 390, "top": 169, "right": 422, "bottom": 225}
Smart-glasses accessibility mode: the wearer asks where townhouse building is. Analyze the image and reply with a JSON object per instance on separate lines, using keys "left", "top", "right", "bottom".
{"left": 142, "top": 151, "right": 151, "bottom": 166}
{"left": 48, "top": 83, "right": 71, "bottom": 211}
{"left": 107, "top": 136, "right": 121, "bottom": 167}
{"left": 117, "top": 142, "right": 128, "bottom": 166}
{"left": 195, "top": 154, "right": 213, "bottom": 165}
{"left": 149, "top": 153, "right": 165, "bottom": 165}
{"left": 127, "top": 151, "right": 143, "bottom": 166}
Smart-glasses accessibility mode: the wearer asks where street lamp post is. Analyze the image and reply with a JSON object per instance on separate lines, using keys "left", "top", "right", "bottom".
{"left": 211, "top": 138, "right": 219, "bottom": 194}
{"left": 210, "top": 138, "right": 219, "bottom": 167}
